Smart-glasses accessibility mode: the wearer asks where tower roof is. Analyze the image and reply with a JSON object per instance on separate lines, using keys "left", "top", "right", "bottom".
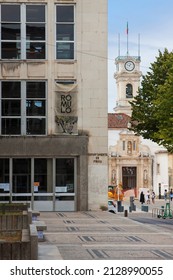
{"left": 115, "top": 55, "right": 141, "bottom": 62}
{"left": 115, "top": 56, "right": 141, "bottom": 63}
{"left": 108, "top": 113, "right": 131, "bottom": 128}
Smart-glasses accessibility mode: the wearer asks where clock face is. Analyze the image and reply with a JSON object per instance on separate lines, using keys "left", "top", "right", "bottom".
{"left": 125, "top": 61, "right": 135, "bottom": 71}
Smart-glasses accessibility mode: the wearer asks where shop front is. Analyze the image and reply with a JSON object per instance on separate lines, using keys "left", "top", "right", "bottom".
{"left": 0, "top": 157, "right": 77, "bottom": 211}
{"left": 0, "top": 136, "right": 88, "bottom": 211}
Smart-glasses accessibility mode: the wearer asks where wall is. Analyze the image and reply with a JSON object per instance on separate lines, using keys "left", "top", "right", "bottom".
{"left": 76, "top": 0, "right": 108, "bottom": 209}
{"left": 108, "top": 129, "right": 169, "bottom": 196}
{"left": 0, "top": 0, "right": 108, "bottom": 211}
{"left": 155, "top": 152, "right": 169, "bottom": 196}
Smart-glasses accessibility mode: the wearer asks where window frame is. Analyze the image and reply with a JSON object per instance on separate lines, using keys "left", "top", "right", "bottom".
{"left": 0, "top": 80, "right": 47, "bottom": 136}
{"left": 55, "top": 4, "right": 75, "bottom": 60}
{"left": 0, "top": 3, "right": 47, "bottom": 60}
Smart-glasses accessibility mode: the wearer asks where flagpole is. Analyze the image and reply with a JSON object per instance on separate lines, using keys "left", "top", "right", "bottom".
{"left": 138, "top": 33, "right": 140, "bottom": 58}
{"left": 118, "top": 33, "right": 120, "bottom": 57}
{"left": 126, "top": 22, "right": 129, "bottom": 57}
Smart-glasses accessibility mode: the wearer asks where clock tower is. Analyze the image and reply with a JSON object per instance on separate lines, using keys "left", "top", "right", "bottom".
{"left": 114, "top": 56, "right": 142, "bottom": 116}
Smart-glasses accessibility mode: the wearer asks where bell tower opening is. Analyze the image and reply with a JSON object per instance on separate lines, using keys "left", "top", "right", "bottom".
{"left": 126, "top": 83, "right": 133, "bottom": 98}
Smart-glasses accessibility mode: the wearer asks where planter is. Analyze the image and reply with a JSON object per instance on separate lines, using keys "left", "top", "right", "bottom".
{"left": 0, "top": 226, "right": 38, "bottom": 260}
{"left": 0, "top": 203, "right": 29, "bottom": 214}
{"left": 0, "top": 211, "right": 29, "bottom": 230}
{"left": 0, "top": 203, "right": 38, "bottom": 259}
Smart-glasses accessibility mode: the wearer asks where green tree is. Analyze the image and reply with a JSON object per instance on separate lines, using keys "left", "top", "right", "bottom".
{"left": 130, "top": 49, "right": 173, "bottom": 153}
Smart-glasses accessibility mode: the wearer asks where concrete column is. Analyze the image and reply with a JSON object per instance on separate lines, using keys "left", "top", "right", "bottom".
{"left": 29, "top": 224, "right": 38, "bottom": 260}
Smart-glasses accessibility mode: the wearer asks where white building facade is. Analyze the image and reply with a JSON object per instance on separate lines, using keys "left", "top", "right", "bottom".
{"left": 0, "top": 0, "right": 108, "bottom": 211}
{"left": 108, "top": 54, "right": 169, "bottom": 198}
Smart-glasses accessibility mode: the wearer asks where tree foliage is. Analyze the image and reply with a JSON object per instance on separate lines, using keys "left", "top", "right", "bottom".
{"left": 130, "top": 49, "right": 173, "bottom": 153}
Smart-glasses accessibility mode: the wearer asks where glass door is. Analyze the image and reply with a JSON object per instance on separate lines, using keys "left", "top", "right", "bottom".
{"left": 55, "top": 158, "right": 76, "bottom": 211}
{"left": 12, "top": 158, "right": 32, "bottom": 203}
{"left": 0, "top": 158, "right": 10, "bottom": 202}
{"left": 33, "top": 158, "right": 53, "bottom": 211}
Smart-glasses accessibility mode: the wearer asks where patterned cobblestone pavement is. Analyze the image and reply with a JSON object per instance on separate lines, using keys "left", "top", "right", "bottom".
{"left": 38, "top": 200, "right": 173, "bottom": 260}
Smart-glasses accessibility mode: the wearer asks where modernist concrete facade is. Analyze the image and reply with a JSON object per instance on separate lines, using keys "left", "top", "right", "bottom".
{"left": 0, "top": 0, "right": 108, "bottom": 211}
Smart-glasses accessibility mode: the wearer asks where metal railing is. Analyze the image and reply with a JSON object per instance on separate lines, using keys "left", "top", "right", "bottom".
{"left": 152, "top": 205, "right": 173, "bottom": 219}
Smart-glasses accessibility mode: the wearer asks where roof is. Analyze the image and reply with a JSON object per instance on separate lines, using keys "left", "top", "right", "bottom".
{"left": 108, "top": 113, "right": 131, "bottom": 128}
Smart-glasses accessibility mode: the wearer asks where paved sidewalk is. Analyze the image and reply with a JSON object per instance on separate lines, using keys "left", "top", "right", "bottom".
{"left": 122, "top": 198, "right": 173, "bottom": 213}
{"left": 37, "top": 201, "right": 173, "bottom": 260}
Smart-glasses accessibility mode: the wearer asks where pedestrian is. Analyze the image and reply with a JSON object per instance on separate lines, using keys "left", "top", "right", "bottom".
{"left": 146, "top": 190, "right": 150, "bottom": 204}
{"left": 151, "top": 191, "right": 155, "bottom": 204}
{"left": 140, "top": 191, "right": 145, "bottom": 204}
{"left": 170, "top": 189, "right": 173, "bottom": 201}
{"left": 164, "top": 189, "right": 167, "bottom": 201}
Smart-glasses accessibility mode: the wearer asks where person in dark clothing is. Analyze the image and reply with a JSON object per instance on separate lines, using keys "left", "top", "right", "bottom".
{"left": 164, "top": 189, "right": 167, "bottom": 201}
{"left": 140, "top": 191, "right": 145, "bottom": 204}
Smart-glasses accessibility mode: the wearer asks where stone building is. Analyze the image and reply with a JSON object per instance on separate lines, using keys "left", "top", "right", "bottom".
{"left": 108, "top": 54, "right": 169, "bottom": 198}
{"left": 0, "top": 0, "right": 108, "bottom": 211}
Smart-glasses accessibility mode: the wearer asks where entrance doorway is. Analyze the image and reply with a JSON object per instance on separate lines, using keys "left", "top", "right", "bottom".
{"left": 0, "top": 157, "right": 76, "bottom": 211}
{"left": 122, "top": 167, "right": 137, "bottom": 194}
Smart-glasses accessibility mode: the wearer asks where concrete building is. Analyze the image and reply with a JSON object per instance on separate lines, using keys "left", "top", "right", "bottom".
{"left": 108, "top": 53, "right": 169, "bottom": 198}
{"left": 0, "top": 0, "right": 108, "bottom": 211}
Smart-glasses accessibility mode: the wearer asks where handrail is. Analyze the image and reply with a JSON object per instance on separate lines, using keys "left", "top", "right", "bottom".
{"left": 152, "top": 207, "right": 173, "bottom": 218}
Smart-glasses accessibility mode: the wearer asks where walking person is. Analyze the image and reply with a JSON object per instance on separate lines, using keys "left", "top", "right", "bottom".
{"left": 170, "top": 189, "right": 173, "bottom": 201}
{"left": 164, "top": 189, "right": 167, "bottom": 201}
{"left": 146, "top": 190, "right": 150, "bottom": 204}
{"left": 151, "top": 191, "right": 155, "bottom": 204}
{"left": 140, "top": 191, "right": 145, "bottom": 204}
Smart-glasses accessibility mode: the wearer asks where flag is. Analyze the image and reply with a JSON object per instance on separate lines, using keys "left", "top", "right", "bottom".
{"left": 126, "top": 22, "right": 129, "bottom": 35}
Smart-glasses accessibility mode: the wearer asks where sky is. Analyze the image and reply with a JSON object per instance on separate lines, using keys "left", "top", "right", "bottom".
{"left": 108, "top": 0, "right": 173, "bottom": 112}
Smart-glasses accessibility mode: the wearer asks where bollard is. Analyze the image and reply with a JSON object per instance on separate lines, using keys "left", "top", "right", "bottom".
{"left": 117, "top": 200, "right": 122, "bottom": 212}
{"left": 124, "top": 209, "right": 128, "bottom": 217}
{"left": 161, "top": 206, "right": 164, "bottom": 216}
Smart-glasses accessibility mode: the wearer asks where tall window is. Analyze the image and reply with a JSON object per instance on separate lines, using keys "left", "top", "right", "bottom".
{"left": 0, "top": 4, "right": 46, "bottom": 59}
{"left": 157, "top": 164, "right": 160, "bottom": 174}
{"left": 26, "top": 82, "right": 46, "bottom": 135}
{"left": 0, "top": 81, "right": 46, "bottom": 135}
{"left": 56, "top": 5, "right": 75, "bottom": 59}
{"left": 1, "top": 4, "right": 20, "bottom": 59}
{"left": 133, "top": 141, "right": 136, "bottom": 150}
{"left": 123, "top": 141, "right": 126, "bottom": 151}
{"left": 126, "top": 83, "right": 133, "bottom": 98}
